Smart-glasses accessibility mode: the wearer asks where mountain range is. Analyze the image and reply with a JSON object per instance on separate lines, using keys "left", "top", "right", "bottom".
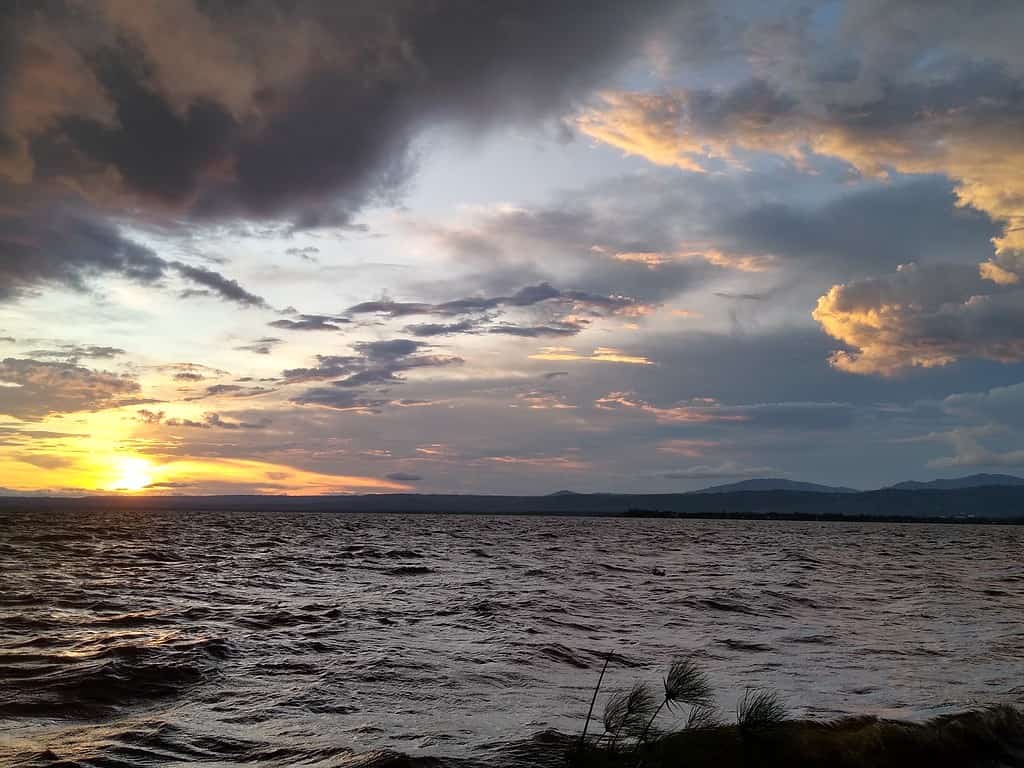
{"left": 885, "top": 473, "right": 1024, "bottom": 491}
{"left": 690, "top": 473, "right": 1024, "bottom": 494}
{"left": 691, "top": 478, "right": 859, "bottom": 494}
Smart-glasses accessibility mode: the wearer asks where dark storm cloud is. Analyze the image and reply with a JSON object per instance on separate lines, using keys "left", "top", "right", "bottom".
{"left": 386, "top": 472, "right": 421, "bottom": 483}
{"left": 163, "top": 412, "right": 269, "bottom": 430}
{"left": 269, "top": 315, "right": 349, "bottom": 331}
{"left": 346, "top": 282, "right": 639, "bottom": 342}
{"left": 347, "top": 282, "right": 637, "bottom": 319}
{"left": 838, "top": 0, "right": 1024, "bottom": 79}
{"left": 0, "top": 1, "right": 678, "bottom": 306}
{"left": 359, "top": 339, "right": 428, "bottom": 361}
{"left": 2, "top": 1, "right": 672, "bottom": 223}
{"left": 170, "top": 261, "right": 267, "bottom": 307}
{"left": 53, "top": 46, "right": 237, "bottom": 206}
{"left": 0, "top": 203, "right": 268, "bottom": 305}
{"left": 0, "top": 205, "right": 166, "bottom": 300}
{"left": 185, "top": 383, "right": 273, "bottom": 401}
{"left": 289, "top": 388, "right": 390, "bottom": 413}
{"left": 0, "top": 357, "right": 141, "bottom": 420}
{"left": 404, "top": 318, "right": 484, "bottom": 338}
{"left": 488, "top": 322, "right": 584, "bottom": 338}
{"left": 283, "top": 355, "right": 362, "bottom": 384}
{"left": 719, "top": 177, "right": 999, "bottom": 276}
{"left": 286, "top": 338, "right": 462, "bottom": 410}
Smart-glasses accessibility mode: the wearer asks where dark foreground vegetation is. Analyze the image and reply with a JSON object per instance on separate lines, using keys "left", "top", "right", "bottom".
{"left": 333, "top": 704, "right": 1024, "bottom": 768}
{"left": 566, "top": 705, "right": 1024, "bottom": 768}
{"left": 561, "top": 658, "right": 1024, "bottom": 768}
{"left": 343, "top": 658, "right": 1024, "bottom": 768}
{"left": 10, "top": 658, "right": 1021, "bottom": 767}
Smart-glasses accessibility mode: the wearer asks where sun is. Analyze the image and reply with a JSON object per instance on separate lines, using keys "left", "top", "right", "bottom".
{"left": 108, "top": 457, "right": 155, "bottom": 492}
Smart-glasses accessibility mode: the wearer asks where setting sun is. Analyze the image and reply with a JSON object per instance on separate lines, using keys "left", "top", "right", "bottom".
{"left": 107, "top": 457, "right": 154, "bottom": 492}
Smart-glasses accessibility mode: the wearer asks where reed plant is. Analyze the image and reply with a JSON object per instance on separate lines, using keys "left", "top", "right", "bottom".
{"left": 567, "top": 656, "right": 1024, "bottom": 768}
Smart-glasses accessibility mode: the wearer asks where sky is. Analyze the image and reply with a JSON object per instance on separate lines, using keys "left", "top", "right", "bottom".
{"left": 1, "top": 0, "right": 1024, "bottom": 495}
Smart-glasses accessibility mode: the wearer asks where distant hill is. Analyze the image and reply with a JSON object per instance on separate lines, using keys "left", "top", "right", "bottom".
{"left": 887, "top": 473, "right": 1024, "bottom": 491}
{"left": 692, "top": 478, "right": 858, "bottom": 494}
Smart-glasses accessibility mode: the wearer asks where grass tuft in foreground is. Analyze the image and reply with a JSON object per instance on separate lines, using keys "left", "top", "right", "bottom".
{"left": 568, "top": 657, "right": 1024, "bottom": 768}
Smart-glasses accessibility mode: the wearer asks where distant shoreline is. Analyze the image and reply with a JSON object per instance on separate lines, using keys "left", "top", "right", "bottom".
{"left": 1, "top": 484, "right": 1024, "bottom": 523}
{"left": 621, "top": 509, "right": 1024, "bottom": 524}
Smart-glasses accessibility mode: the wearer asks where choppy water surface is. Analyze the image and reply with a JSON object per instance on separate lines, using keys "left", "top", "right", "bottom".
{"left": 1, "top": 511, "right": 1021, "bottom": 766}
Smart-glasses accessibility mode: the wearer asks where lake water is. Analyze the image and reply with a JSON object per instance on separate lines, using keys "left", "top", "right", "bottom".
{"left": 1, "top": 511, "right": 1021, "bottom": 766}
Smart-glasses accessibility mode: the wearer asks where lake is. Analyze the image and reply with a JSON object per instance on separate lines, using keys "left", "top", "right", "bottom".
{"left": 1, "top": 511, "right": 1021, "bottom": 766}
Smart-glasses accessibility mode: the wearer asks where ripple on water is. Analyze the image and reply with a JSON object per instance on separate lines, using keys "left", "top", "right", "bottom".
{"left": 0, "top": 511, "right": 1021, "bottom": 765}
{"left": 0, "top": 636, "right": 232, "bottom": 719}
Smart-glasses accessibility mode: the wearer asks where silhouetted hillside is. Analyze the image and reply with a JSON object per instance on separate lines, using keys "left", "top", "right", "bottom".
{"left": 691, "top": 478, "right": 858, "bottom": 494}
{"left": 887, "top": 473, "right": 1024, "bottom": 490}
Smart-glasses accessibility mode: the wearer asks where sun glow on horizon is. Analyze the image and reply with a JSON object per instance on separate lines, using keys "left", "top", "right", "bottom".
{"left": 107, "top": 456, "right": 155, "bottom": 492}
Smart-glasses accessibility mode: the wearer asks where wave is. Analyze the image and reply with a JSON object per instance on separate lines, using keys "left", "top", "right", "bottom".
{"left": 536, "top": 643, "right": 591, "bottom": 669}
{"left": 2, "top": 510, "right": 1021, "bottom": 762}
{"left": 718, "top": 638, "right": 774, "bottom": 653}
{"left": 236, "top": 609, "right": 327, "bottom": 630}
{"left": 0, "top": 636, "right": 231, "bottom": 719}
{"left": 690, "top": 597, "right": 759, "bottom": 615}
{"left": 388, "top": 565, "right": 433, "bottom": 576}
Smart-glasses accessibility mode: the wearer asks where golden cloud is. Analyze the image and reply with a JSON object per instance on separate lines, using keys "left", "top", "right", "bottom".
{"left": 812, "top": 264, "right": 1024, "bottom": 375}
{"left": 577, "top": 86, "right": 1024, "bottom": 282}
{"left": 528, "top": 346, "right": 653, "bottom": 365}
{"left": 482, "top": 455, "right": 589, "bottom": 471}
{"left": 594, "top": 392, "right": 745, "bottom": 423}
{"left": 611, "top": 245, "right": 774, "bottom": 272}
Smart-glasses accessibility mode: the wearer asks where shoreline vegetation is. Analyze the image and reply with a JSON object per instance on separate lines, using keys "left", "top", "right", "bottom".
{"left": 337, "top": 657, "right": 1024, "bottom": 767}
{"left": 357, "top": 657, "right": 1023, "bottom": 767}
{"left": 564, "top": 706, "right": 1024, "bottom": 768}
{"left": 561, "top": 657, "right": 1024, "bottom": 768}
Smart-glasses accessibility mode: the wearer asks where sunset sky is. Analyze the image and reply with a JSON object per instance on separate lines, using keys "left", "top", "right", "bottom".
{"left": 2, "top": 0, "right": 1024, "bottom": 495}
